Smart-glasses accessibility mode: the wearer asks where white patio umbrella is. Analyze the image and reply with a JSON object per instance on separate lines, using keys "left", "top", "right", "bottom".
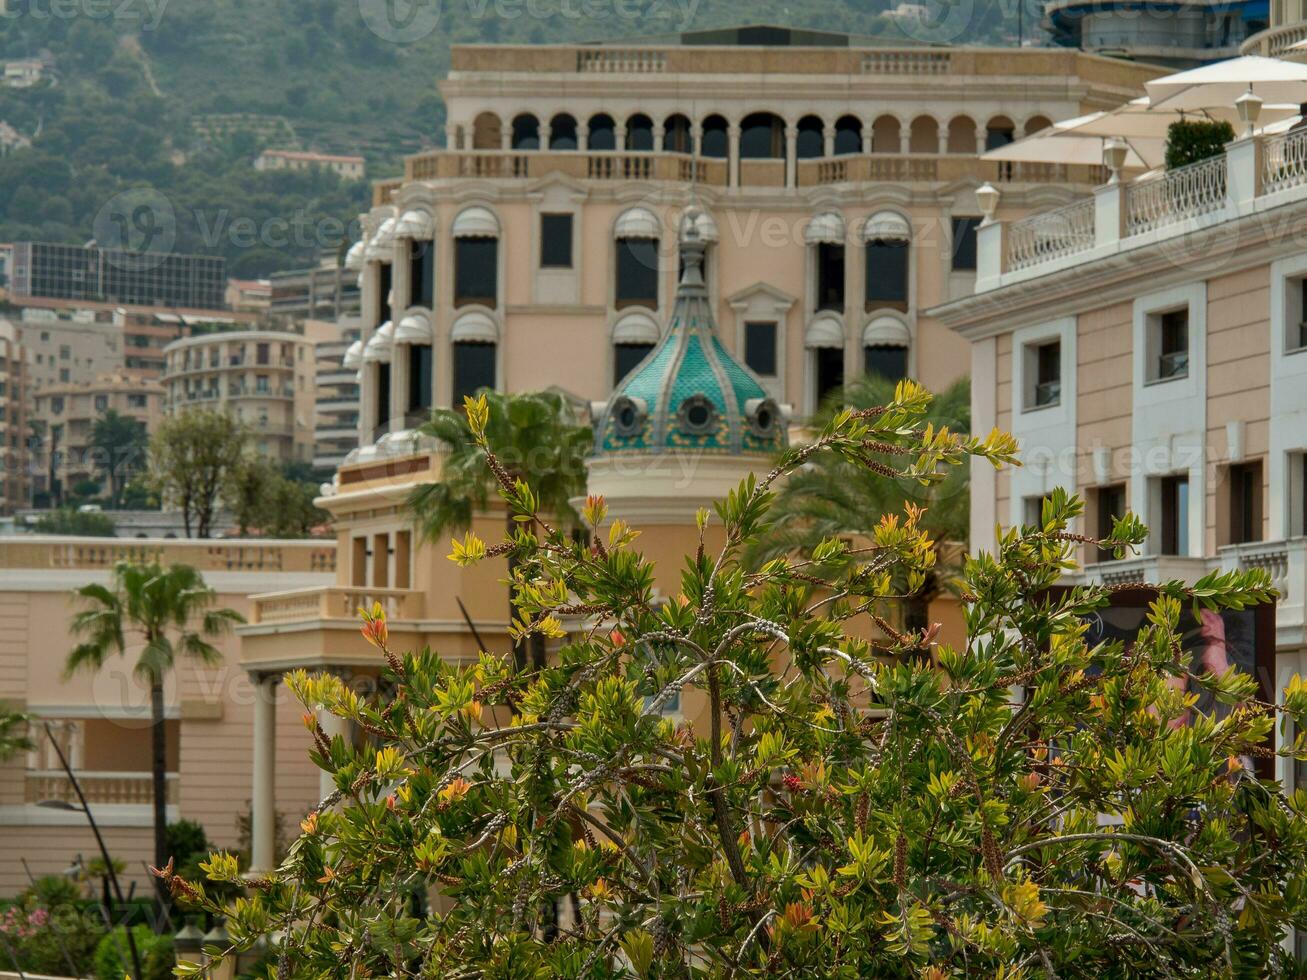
{"left": 1071, "top": 96, "right": 1298, "bottom": 139}
{"left": 1145, "top": 55, "right": 1307, "bottom": 111}
{"left": 982, "top": 112, "right": 1160, "bottom": 169}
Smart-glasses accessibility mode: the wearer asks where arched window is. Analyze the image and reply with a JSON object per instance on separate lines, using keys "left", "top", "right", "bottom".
{"left": 739, "top": 111, "right": 784, "bottom": 158}
{"left": 588, "top": 113, "right": 616, "bottom": 150}
{"left": 664, "top": 113, "right": 691, "bottom": 154}
{"left": 452, "top": 207, "right": 500, "bottom": 309}
{"left": 511, "top": 113, "right": 539, "bottom": 150}
{"left": 863, "top": 212, "right": 911, "bottom": 312}
{"left": 549, "top": 113, "right": 577, "bottom": 150}
{"left": 805, "top": 314, "right": 845, "bottom": 409}
{"left": 450, "top": 312, "right": 498, "bottom": 405}
{"left": 871, "top": 115, "right": 900, "bottom": 154}
{"left": 1025, "top": 115, "right": 1052, "bottom": 136}
{"left": 626, "top": 113, "right": 654, "bottom": 151}
{"left": 909, "top": 116, "right": 938, "bottom": 154}
{"left": 833, "top": 115, "right": 862, "bottom": 155}
{"left": 471, "top": 112, "right": 501, "bottom": 150}
{"left": 863, "top": 315, "right": 912, "bottom": 383}
{"left": 805, "top": 212, "right": 846, "bottom": 314}
{"left": 396, "top": 312, "right": 434, "bottom": 418}
{"left": 795, "top": 115, "right": 824, "bottom": 159}
{"left": 700, "top": 114, "right": 729, "bottom": 158}
{"left": 947, "top": 116, "right": 975, "bottom": 155}
{"left": 614, "top": 207, "right": 660, "bottom": 311}
{"left": 985, "top": 115, "right": 1015, "bottom": 151}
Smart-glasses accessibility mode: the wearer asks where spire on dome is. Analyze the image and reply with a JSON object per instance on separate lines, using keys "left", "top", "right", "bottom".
{"left": 594, "top": 212, "right": 786, "bottom": 457}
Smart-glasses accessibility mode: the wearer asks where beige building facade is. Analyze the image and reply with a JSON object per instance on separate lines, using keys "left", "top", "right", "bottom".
{"left": 161, "top": 330, "right": 317, "bottom": 465}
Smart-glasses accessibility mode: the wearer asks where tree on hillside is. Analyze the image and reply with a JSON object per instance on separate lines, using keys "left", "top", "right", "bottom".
{"left": 89, "top": 410, "right": 149, "bottom": 509}
{"left": 148, "top": 409, "right": 247, "bottom": 539}
{"left": 67, "top": 561, "right": 243, "bottom": 928}
{"left": 408, "top": 390, "right": 590, "bottom": 672}
{"left": 165, "top": 387, "right": 1307, "bottom": 976}
{"left": 751, "top": 376, "right": 971, "bottom": 635}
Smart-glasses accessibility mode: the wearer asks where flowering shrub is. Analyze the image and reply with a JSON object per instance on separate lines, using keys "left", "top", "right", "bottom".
{"left": 0, "top": 898, "right": 105, "bottom": 975}
{"left": 161, "top": 386, "right": 1307, "bottom": 976}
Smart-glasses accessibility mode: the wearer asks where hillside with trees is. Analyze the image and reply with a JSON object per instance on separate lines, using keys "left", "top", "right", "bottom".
{"left": 0, "top": 0, "right": 1037, "bottom": 277}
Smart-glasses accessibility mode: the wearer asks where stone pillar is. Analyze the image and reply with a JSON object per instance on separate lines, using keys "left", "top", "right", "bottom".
{"left": 690, "top": 123, "right": 702, "bottom": 158}
{"left": 318, "top": 707, "right": 347, "bottom": 800}
{"left": 615, "top": 123, "right": 628, "bottom": 152}
{"left": 500, "top": 128, "right": 512, "bottom": 151}
{"left": 938, "top": 123, "right": 949, "bottom": 155}
{"left": 250, "top": 674, "right": 277, "bottom": 873}
{"left": 652, "top": 121, "right": 665, "bottom": 152}
{"left": 974, "top": 126, "right": 986, "bottom": 156}
{"left": 578, "top": 123, "right": 589, "bottom": 151}
{"left": 785, "top": 125, "right": 798, "bottom": 189}
{"left": 727, "top": 123, "right": 741, "bottom": 187}
{"left": 445, "top": 123, "right": 458, "bottom": 150}
{"left": 539, "top": 121, "right": 552, "bottom": 151}
{"left": 823, "top": 126, "right": 835, "bottom": 158}
{"left": 899, "top": 128, "right": 911, "bottom": 155}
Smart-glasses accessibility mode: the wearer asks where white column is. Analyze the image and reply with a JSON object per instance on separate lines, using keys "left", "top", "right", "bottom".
{"left": 974, "top": 126, "right": 986, "bottom": 156}
{"left": 251, "top": 674, "right": 277, "bottom": 873}
{"left": 444, "top": 123, "right": 458, "bottom": 150}
{"left": 500, "top": 128, "right": 512, "bottom": 151}
{"left": 939, "top": 123, "right": 950, "bottom": 155}
{"left": 785, "top": 125, "right": 798, "bottom": 189}
{"left": 615, "top": 123, "right": 628, "bottom": 152}
{"left": 728, "top": 124, "right": 741, "bottom": 187}
{"left": 577, "top": 123, "right": 589, "bottom": 151}
{"left": 823, "top": 126, "right": 835, "bottom": 158}
{"left": 318, "top": 707, "right": 346, "bottom": 800}
{"left": 690, "top": 123, "right": 702, "bottom": 158}
{"left": 899, "top": 128, "right": 911, "bottom": 155}
{"left": 539, "top": 121, "right": 552, "bottom": 151}
{"left": 652, "top": 121, "right": 665, "bottom": 152}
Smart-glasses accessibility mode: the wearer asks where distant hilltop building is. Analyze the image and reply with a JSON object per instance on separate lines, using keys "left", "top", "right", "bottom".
{"left": 10, "top": 241, "right": 227, "bottom": 311}
{"left": 1, "top": 58, "right": 44, "bottom": 88}
{"left": 0, "top": 121, "right": 30, "bottom": 156}
{"left": 255, "top": 149, "right": 366, "bottom": 180}
{"left": 1045, "top": 0, "right": 1267, "bottom": 65}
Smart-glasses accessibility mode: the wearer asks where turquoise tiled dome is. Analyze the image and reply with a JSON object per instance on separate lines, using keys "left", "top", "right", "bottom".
{"left": 595, "top": 222, "right": 786, "bottom": 456}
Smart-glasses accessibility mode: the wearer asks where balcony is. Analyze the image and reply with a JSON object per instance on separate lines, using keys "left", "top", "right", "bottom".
{"left": 25, "top": 770, "right": 178, "bottom": 807}
{"left": 1219, "top": 538, "right": 1307, "bottom": 647}
{"left": 977, "top": 131, "right": 1306, "bottom": 291}
{"left": 1081, "top": 554, "right": 1215, "bottom": 588}
{"left": 1241, "top": 22, "right": 1307, "bottom": 59}
{"left": 250, "top": 585, "right": 425, "bottom": 625}
{"left": 0, "top": 536, "right": 336, "bottom": 574}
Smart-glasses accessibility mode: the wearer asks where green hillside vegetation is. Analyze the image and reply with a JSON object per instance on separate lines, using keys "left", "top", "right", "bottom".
{"left": 0, "top": 0, "right": 1034, "bottom": 278}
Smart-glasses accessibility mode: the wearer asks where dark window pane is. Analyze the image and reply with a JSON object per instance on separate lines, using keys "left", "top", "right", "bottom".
{"left": 588, "top": 114, "right": 616, "bottom": 150}
{"left": 865, "top": 240, "right": 908, "bottom": 305}
{"left": 833, "top": 119, "right": 862, "bottom": 155}
{"left": 1095, "top": 483, "right": 1127, "bottom": 562}
{"left": 549, "top": 114, "right": 577, "bottom": 150}
{"left": 740, "top": 113, "right": 783, "bottom": 158}
{"left": 453, "top": 342, "right": 496, "bottom": 405}
{"left": 951, "top": 217, "right": 980, "bottom": 271}
{"left": 512, "top": 115, "right": 539, "bottom": 150}
{"left": 409, "top": 241, "right": 434, "bottom": 307}
{"left": 796, "top": 119, "right": 823, "bottom": 159}
{"left": 408, "top": 344, "right": 432, "bottom": 414}
{"left": 614, "top": 342, "right": 654, "bottom": 385}
{"left": 377, "top": 262, "right": 392, "bottom": 326}
{"left": 376, "top": 362, "right": 391, "bottom": 428}
{"left": 744, "top": 321, "right": 777, "bottom": 376}
{"left": 701, "top": 118, "right": 728, "bottom": 158}
{"left": 616, "top": 238, "right": 659, "bottom": 308}
{"left": 664, "top": 115, "right": 691, "bottom": 153}
{"left": 816, "top": 243, "right": 845, "bottom": 312}
{"left": 865, "top": 345, "right": 907, "bottom": 382}
{"left": 814, "top": 346, "right": 844, "bottom": 405}
{"left": 985, "top": 126, "right": 1015, "bottom": 151}
{"left": 455, "top": 238, "right": 498, "bottom": 308}
{"left": 540, "top": 214, "right": 573, "bottom": 268}
{"left": 626, "top": 114, "right": 654, "bottom": 151}
{"left": 1161, "top": 475, "right": 1190, "bottom": 555}
{"left": 1228, "top": 461, "right": 1263, "bottom": 545}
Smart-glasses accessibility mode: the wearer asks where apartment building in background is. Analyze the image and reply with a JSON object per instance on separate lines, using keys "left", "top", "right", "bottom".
{"left": 161, "top": 330, "right": 317, "bottom": 464}
{"left": 268, "top": 252, "right": 360, "bottom": 326}
{"left": 254, "top": 149, "right": 367, "bottom": 180}
{"left": 0, "top": 318, "right": 27, "bottom": 514}
{"left": 12, "top": 311, "right": 123, "bottom": 391}
{"left": 10, "top": 242, "right": 227, "bottom": 312}
{"left": 932, "top": 115, "right": 1307, "bottom": 829}
{"left": 29, "top": 374, "right": 164, "bottom": 505}
{"left": 308, "top": 317, "right": 362, "bottom": 472}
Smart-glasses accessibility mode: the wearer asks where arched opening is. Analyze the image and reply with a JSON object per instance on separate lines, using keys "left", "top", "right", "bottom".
{"left": 471, "top": 111, "right": 501, "bottom": 150}
{"left": 739, "top": 111, "right": 784, "bottom": 158}
{"left": 700, "top": 114, "right": 729, "bottom": 158}
{"left": 615, "top": 208, "right": 660, "bottom": 311}
{"left": 511, "top": 113, "right": 539, "bottom": 150}
{"left": 871, "top": 115, "right": 900, "bottom": 154}
{"left": 1025, "top": 115, "right": 1052, "bottom": 136}
{"left": 796, "top": 115, "right": 824, "bottom": 160}
{"left": 947, "top": 116, "right": 975, "bottom": 155}
{"left": 985, "top": 115, "right": 1016, "bottom": 151}
{"left": 833, "top": 115, "right": 862, "bottom": 155}
{"left": 664, "top": 113, "right": 692, "bottom": 154}
{"left": 549, "top": 113, "right": 578, "bottom": 150}
{"left": 909, "top": 116, "right": 938, "bottom": 154}
{"left": 588, "top": 113, "right": 616, "bottom": 151}
{"left": 626, "top": 113, "right": 654, "bottom": 151}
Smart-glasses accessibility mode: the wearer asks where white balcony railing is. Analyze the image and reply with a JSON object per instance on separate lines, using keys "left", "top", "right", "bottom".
{"left": 1263, "top": 129, "right": 1307, "bottom": 196}
{"left": 1219, "top": 538, "right": 1307, "bottom": 636}
{"left": 1081, "top": 554, "right": 1215, "bottom": 588}
{"left": 25, "top": 770, "right": 178, "bottom": 807}
{"left": 1125, "top": 153, "right": 1227, "bottom": 237}
{"left": 250, "top": 585, "right": 426, "bottom": 625}
{"left": 1006, "top": 196, "right": 1096, "bottom": 271}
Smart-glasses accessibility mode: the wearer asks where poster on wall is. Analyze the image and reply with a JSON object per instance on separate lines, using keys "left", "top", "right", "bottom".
{"left": 1076, "top": 587, "right": 1276, "bottom": 778}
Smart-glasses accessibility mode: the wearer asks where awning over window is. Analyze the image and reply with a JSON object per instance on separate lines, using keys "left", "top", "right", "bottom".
{"left": 612, "top": 310, "right": 661, "bottom": 345}
{"left": 452, "top": 205, "right": 499, "bottom": 238}
{"left": 366, "top": 217, "right": 396, "bottom": 260}
{"left": 450, "top": 310, "right": 498, "bottom": 343}
{"left": 344, "top": 241, "right": 365, "bottom": 271}
{"left": 395, "top": 310, "right": 433, "bottom": 344}
{"left": 862, "top": 210, "right": 912, "bottom": 242}
{"left": 863, "top": 314, "right": 911, "bottom": 348}
{"left": 805, "top": 313, "right": 844, "bottom": 349}
{"left": 363, "top": 320, "right": 394, "bottom": 363}
{"left": 804, "top": 211, "right": 845, "bottom": 245}
{"left": 396, "top": 208, "right": 435, "bottom": 239}
{"left": 342, "top": 339, "right": 363, "bottom": 369}
{"left": 615, "top": 206, "right": 660, "bottom": 239}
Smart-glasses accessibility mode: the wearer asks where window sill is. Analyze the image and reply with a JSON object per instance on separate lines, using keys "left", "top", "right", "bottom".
{"left": 1020, "top": 400, "right": 1061, "bottom": 414}
{"left": 1143, "top": 373, "right": 1188, "bottom": 387}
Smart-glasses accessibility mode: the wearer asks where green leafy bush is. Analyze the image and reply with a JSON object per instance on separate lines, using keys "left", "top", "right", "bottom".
{"left": 1165, "top": 118, "right": 1236, "bottom": 169}
{"left": 93, "top": 924, "right": 173, "bottom": 980}
{"left": 162, "top": 387, "right": 1307, "bottom": 976}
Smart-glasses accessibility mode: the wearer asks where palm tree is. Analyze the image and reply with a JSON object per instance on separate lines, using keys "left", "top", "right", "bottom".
{"left": 749, "top": 375, "right": 971, "bottom": 636}
{"left": 65, "top": 561, "right": 244, "bottom": 924}
{"left": 409, "top": 390, "right": 590, "bottom": 673}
